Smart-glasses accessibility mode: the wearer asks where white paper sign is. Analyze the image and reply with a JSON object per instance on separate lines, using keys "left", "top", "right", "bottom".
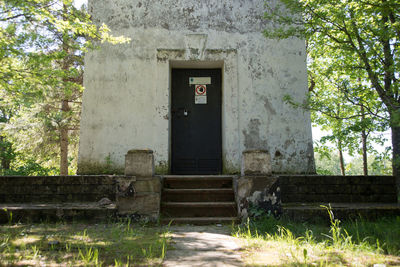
{"left": 195, "top": 95, "right": 207, "bottom": 104}
{"left": 189, "top": 77, "right": 211, "bottom": 85}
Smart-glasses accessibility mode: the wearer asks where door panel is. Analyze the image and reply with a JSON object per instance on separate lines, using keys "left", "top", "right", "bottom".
{"left": 171, "top": 69, "right": 222, "bottom": 174}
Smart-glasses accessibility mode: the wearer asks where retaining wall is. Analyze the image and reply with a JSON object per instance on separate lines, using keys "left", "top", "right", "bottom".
{"left": 0, "top": 176, "right": 116, "bottom": 203}
{"left": 279, "top": 175, "right": 397, "bottom": 203}
{"left": 237, "top": 175, "right": 398, "bottom": 221}
{"left": 0, "top": 175, "right": 161, "bottom": 221}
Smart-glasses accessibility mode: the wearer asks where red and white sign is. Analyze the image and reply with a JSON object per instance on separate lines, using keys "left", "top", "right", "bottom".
{"left": 195, "top": 85, "right": 207, "bottom": 96}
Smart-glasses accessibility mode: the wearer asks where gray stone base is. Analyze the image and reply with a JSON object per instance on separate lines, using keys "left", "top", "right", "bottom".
{"left": 116, "top": 176, "right": 161, "bottom": 221}
{"left": 0, "top": 175, "right": 162, "bottom": 223}
{"left": 237, "top": 176, "right": 281, "bottom": 220}
{"left": 237, "top": 175, "right": 398, "bottom": 222}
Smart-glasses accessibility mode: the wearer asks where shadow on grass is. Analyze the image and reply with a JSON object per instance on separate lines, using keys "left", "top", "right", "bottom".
{"left": 0, "top": 220, "right": 170, "bottom": 266}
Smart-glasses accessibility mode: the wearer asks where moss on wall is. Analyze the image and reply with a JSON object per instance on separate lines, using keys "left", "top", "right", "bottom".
{"left": 155, "top": 161, "right": 169, "bottom": 175}
{"left": 222, "top": 159, "right": 240, "bottom": 175}
{"left": 77, "top": 161, "right": 124, "bottom": 175}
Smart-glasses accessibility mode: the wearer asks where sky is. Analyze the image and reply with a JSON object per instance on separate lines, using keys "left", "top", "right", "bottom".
{"left": 74, "top": 0, "right": 87, "bottom": 8}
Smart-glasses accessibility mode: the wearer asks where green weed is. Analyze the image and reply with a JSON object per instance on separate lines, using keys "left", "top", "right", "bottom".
{"left": 78, "top": 246, "right": 100, "bottom": 266}
{"left": 234, "top": 208, "right": 400, "bottom": 266}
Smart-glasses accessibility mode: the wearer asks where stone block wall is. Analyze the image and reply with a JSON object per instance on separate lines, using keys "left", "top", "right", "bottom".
{"left": 237, "top": 176, "right": 281, "bottom": 219}
{"left": 0, "top": 150, "right": 162, "bottom": 222}
{"left": 114, "top": 149, "right": 161, "bottom": 220}
{"left": 237, "top": 174, "right": 398, "bottom": 221}
{"left": 279, "top": 175, "right": 398, "bottom": 203}
{"left": 0, "top": 174, "right": 162, "bottom": 221}
{"left": 116, "top": 176, "right": 161, "bottom": 220}
{"left": 0, "top": 176, "right": 116, "bottom": 203}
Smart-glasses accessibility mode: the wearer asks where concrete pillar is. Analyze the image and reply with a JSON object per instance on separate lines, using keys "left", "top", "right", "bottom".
{"left": 117, "top": 149, "right": 160, "bottom": 221}
{"left": 241, "top": 150, "right": 272, "bottom": 176}
{"left": 125, "top": 149, "right": 154, "bottom": 176}
{"left": 238, "top": 150, "right": 280, "bottom": 220}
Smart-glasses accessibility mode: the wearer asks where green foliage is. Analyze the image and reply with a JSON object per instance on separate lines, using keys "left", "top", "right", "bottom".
{"left": 234, "top": 213, "right": 400, "bottom": 256}
{"left": 315, "top": 151, "right": 392, "bottom": 175}
{"left": 266, "top": 0, "right": 399, "bottom": 174}
{"left": 346, "top": 154, "right": 392, "bottom": 175}
{"left": 2, "top": 158, "right": 57, "bottom": 176}
{"left": 0, "top": 0, "right": 130, "bottom": 174}
{"left": 314, "top": 150, "right": 342, "bottom": 175}
{"left": 78, "top": 246, "right": 99, "bottom": 265}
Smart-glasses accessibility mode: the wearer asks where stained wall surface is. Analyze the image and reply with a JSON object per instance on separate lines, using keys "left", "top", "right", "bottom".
{"left": 78, "top": 0, "right": 315, "bottom": 174}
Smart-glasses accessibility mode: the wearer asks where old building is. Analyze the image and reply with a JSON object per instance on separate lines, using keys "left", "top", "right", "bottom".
{"left": 78, "top": 0, "right": 315, "bottom": 175}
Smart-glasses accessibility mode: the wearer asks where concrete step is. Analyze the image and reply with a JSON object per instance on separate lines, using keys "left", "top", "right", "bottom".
{"left": 161, "top": 176, "right": 238, "bottom": 223}
{"left": 0, "top": 203, "right": 117, "bottom": 224}
{"left": 162, "top": 188, "right": 235, "bottom": 202}
{"left": 161, "top": 217, "right": 239, "bottom": 225}
{"left": 162, "top": 202, "right": 237, "bottom": 217}
{"left": 282, "top": 202, "right": 400, "bottom": 222}
{"left": 163, "top": 175, "right": 234, "bottom": 189}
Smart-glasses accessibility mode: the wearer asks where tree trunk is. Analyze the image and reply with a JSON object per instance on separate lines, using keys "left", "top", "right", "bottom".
{"left": 338, "top": 149, "right": 345, "bottom": 176}
{"left": 361, "top": 130, "right": 368, "bottom": 176}
{"left": 391, "top": 121, "right": 400, "bottom": 195}
{"left": 59, "top": 2, "right": 69, "bottom": 176}
{"left": 338, "top": 140, "right": 345, "bottom": 176}
{"left": 60, "top": 99, "right": 69, "bottom": 175}
{"left": 361, "top": 105, "right": 368, "bottom": 176}
{"left": 0, "top": 136, "right": 11, "bottom": 172}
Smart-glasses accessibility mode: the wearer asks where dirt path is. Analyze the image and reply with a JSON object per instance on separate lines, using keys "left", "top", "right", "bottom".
{"left": 162, "top": 225, "right": 243, "bottom": 267}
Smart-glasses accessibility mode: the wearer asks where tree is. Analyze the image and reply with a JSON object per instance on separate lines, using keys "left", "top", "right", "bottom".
{"left": 315, "top": 150, "right": 392, "bottom": 175}
{"left": 308, "top": 73, "right": 359, "bottom": 176}
{"left": 266, "top": 0, "right": 399, "bottom": 188}
{"left": 346, "top": 153, "right": 392, "bottom": 175}
{"left": 0, "top": 0, "right": 129, "bottom": 175}
{"left": 310, "top": 65, "right": 387, "bottom": 176}
{"left": 285, "top": 56, "right": 388, "bottom": 176}
{"left": 0, "top": 106, "right": 15, "bottom": 172}
{"left": 314, "top": 150, "right": 342, "bottom": 175}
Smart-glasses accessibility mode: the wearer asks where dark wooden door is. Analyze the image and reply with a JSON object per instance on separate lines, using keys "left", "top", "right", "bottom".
{"left": 171, "top": 69, "right": 222, "bottom": 174}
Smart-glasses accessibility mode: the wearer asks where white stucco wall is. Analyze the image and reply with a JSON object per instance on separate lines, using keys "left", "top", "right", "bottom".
{"left": 78, "top": 0, "right": 315, "bottom": 174}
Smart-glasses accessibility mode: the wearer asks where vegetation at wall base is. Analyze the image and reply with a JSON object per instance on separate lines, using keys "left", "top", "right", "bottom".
{"left": 233, "top": 211, "right": 400, "bottom": 266}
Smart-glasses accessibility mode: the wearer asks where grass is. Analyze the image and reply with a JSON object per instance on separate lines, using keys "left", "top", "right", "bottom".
{"left": 0, "top": 219, "right": 171, "bottom": 266}
{"left": 233, "top": 208, "right": 400, "bottom": 266}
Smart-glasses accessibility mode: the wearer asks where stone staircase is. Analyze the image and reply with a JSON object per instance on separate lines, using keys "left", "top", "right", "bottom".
{"left": 161, "top": 175, "right": 239, "bottom": 224}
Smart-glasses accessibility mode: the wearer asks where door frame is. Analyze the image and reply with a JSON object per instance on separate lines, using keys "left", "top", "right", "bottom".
{"left": 170, "top": 67, "right": 223, "bottom": 174}
{"left": 154, "top": 48, "right": 240, "bottom": 174}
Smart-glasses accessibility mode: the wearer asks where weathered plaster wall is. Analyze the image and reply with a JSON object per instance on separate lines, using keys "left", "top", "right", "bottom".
{"left": 78, "top": 0, "right": 315, "bottom": 174}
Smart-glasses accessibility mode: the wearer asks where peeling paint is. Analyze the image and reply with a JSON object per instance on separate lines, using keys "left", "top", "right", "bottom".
{"left": 261, "top": 96, "right": 277, "bottom": 115}
{"left": 243, "top": 119, "right": 268, "bottom": 150}
{"left": 78, "top": 0, "right": 315, "bottom": 174}
{"left": 283, "top": 139, "right": 294, "bottom": 150}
